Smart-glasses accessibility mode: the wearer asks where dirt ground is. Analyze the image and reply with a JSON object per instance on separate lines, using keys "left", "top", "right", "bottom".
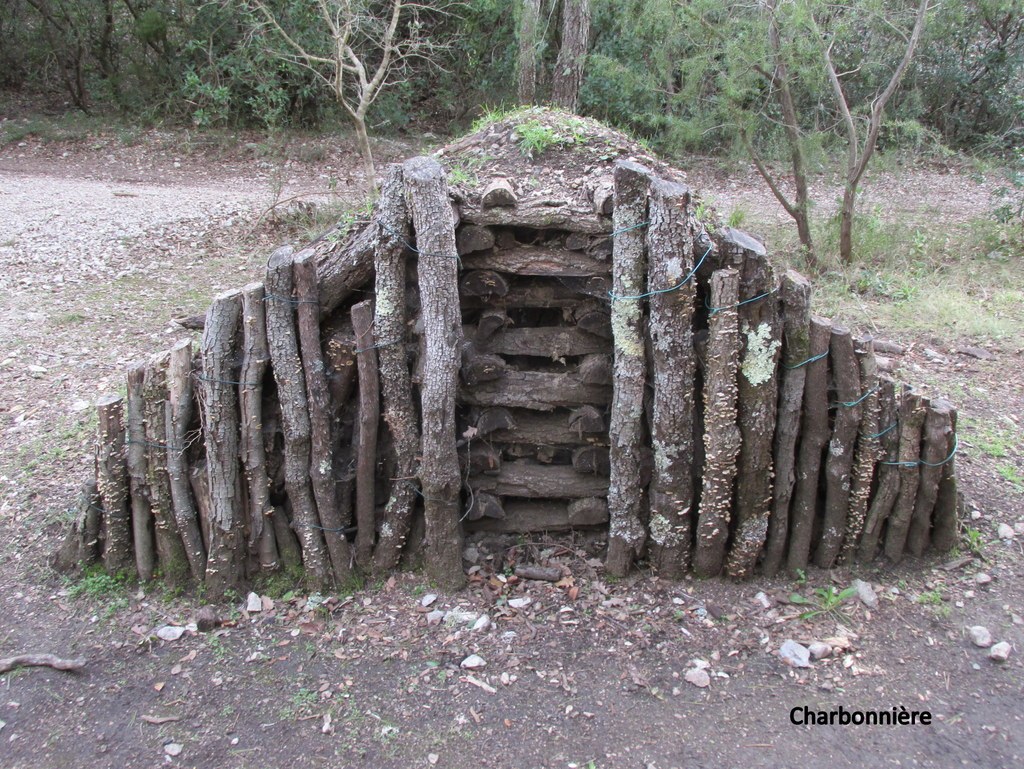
{"left": 0, "top": 127, "right": 1022, "bottom": 769}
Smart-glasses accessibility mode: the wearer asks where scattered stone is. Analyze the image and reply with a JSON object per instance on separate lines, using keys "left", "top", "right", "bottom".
{"left": 164, "top": 743, "right": 183, "bottom": 757}
{"left": 472, "top": 615, "right": 491, "bottom": 632}
{"left": 444, "top": 609, "right": 480, "bottom": 627}
{"left": 779, "top": 640, "right": 812, "bottom": 668}
{"left": 684, "top": 668, "right": 711, "bottom": 688}
{"left": 428, "top": 753, "right": 440, "bottom": 766}
{"left": 155, "top": 625, "right": 186, "bottom": 642}
{"left": 971, "top": 509, "right": 982, "bottom": 521}
{"left": 997, "top": 523, "right": 1015, "bottom": 540}
{"left": 754, "top": 591, "right": 772, "bottom": 609}
{"left": 975, "top": 572, "right": 993, "bottom": 585}
{"left": 968, "top": 625, "right": 993, "bottom": 648}
{"left": 462, "top": 546, "right": 480, "bottom": 564}
{"left": 195, "top": 606, "right": 221, "bottom": 632}
{"left": 508, "top": 597, "right": 532, "bottom": 609}
{"left": 988, "top": 642, "right": 1011, "bottom": 662}
{"left": 852, "top": 579, "right": 879, "bottom": 609}
{"left": 426, "top": 610, "right": 445, "bottom": 626}
{"left": 808, "top": 642, "right": 833, "bottom": 660}
{"left": 956, "top": 345, "right": 994, "bottom": 360}
{"left": 245, "top": 592, "right": 262, "bottom": 613}
{"left": 420, "top": 593, "right": 438, "bottom": 608}
{"left": 460, "top": 654, "right": 486, "bottom": 670}
{"left": 689, "top": 658, "right": 710, "bottom": 670}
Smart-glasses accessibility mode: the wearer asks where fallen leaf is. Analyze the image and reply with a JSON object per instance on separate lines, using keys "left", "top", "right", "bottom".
{"left": 177, "top": 650, "right": 197, "bottom": 664}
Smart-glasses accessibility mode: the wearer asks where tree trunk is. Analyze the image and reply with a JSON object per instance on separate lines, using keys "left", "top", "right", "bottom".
{"left": 517, "top": 0, "right": 541, "bottom": 104}
{"left": 352, "top": 112, "right": 377, "bottom": 193}
{"left": 96, "top": 394, "right": 133, "bottom": 575}
{"left": 125, "top": 365, "right": 155, "bottom": 580}
{"left": 839, "top": 342, "right": 880, "bottom": 563}
{"left": 605, "top": 161, "right": 651, "bottom": 576}
{"left": 403, "top": 156, "right": 465, "bottom": 589}
{"left": 883, "top": 392, "right": 926, "bottom": 561}
{"left": 351, "top": 299, "right": 380, "bottom": 571}
{"left": 857, "top": 378, "right": 901, "bottom": 560}
{"left": 906, "top": 400, "right": 955, "bottom": 556}
{"left": 930, "top": 403, "right": 959, "bottom": 552}
{"left": 551, "top": 0, "right": 591, "bottom": 112}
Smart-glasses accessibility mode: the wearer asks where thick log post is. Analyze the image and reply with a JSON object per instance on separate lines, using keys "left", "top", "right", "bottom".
{"left": 96, "top": 394, "right": 133, "bottom": 575}
{"left": 351, "top": 299, "right": 380, "bottom": 571}
{"left": 726, "top": 236, "right": 781, "bottom": 579}
{"left": 857, "top": 378, "right": 901, "bottom": 560}
{"left": 372, "top": 171, "right": 419, "bottom": 573}
{"left": 693, "top": 268, "right": 741, "bottom": 578}
{"left": 786, "top": 317, "right": 832, "bottom": 573}
{"left": 53, "top": 480, "right": 102, "bottom": 572}
{"left": 165, "top": 340, "right": 206, "bottom": 580}
{"left": 125, "top": 366, "right": 155, "bottom": 579}
{"left": 238, "top": 284, "right": 278, "bottom": 571}
{"left": 404, "top": 156, "right": 465, "bottom": 589}
{"left": 200, "top": 289, "right": 246, "bottom": 595}
{"left": 295, "top": 253, "right": 352, "bottom": 580}
{"left": 906, "top": 400, "right": 956, "bottom": 556}
{"left": 883, "top": 392, "right": 926, "bottom": 561}
{"left": 265, "top": 247, "right": 333, "bottom": 587}
{"left": 930, "top": 403, "right": 959, "bottom": 552}
{"left": 606, "top": 160, "right": 651, "bottom": 577}
{"left": 839, "top": 342, "right": 880, "bottom": 562}
{"left": 762, "top": 271, "right": 812, "bottom": 576}
{"left": 645, "top": 178, "right": 696, "bottom": 578}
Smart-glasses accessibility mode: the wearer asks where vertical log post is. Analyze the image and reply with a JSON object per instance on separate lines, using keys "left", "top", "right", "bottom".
{"left": 762, "top": 271, "right": 811, "bottom": 576}
{"left": 125, "top": 367, "right": 155, "bottom": 580}
{"left": 645, "top": 178, "right": 696, "bottom": 578}
{"left": 372, "top": 164, "right": 422, "bottom": 575}
{"left": 906, "top": 400, "right": 956, "bottom": 556}
{"left": 883, "top": 391, "right": 926, "bottom": 561}
{"left": 857, "top": 378, "right": 902, "bottom": 560}
{"left": 693, "top": 268, "right": 741, "bottom": 578}
{"left": 930, "top": 402, "right": 959, "bottom": 552}
{"left": 296, "top": 253, "right": 353, "bottom": 581}
{"left": 606, "top": 160, "right": 651, "bottom": 577}
{"left": 786, "top": 317, "right": 832, "bottom": 573}
{"left": 404, "top": 156, "right": 465, "bottom": 589}
{"left": 239, "top": 283, "right": 278, "bottom": 571}
{"left": 200, "top": 289, "right": 246, "bottom": 595}
{"left": 165, "top": 339, "right": 207, "bottom": 580}
{"left": 725, "top": 235, "right": 781, "bottom": 579}
{"left": 81, "top": 479, "right": 102, "bottom": 566}
{"left": 839, "top": 342, "right": 880, "bottom": 562}
{"left": 265, "top": 246, "right": 333, "bottom": 587}
{"left": 96, "top": 394, "right": 133, "bottom": 575}
{"left": 351, "top": 299, "right": 380, "bottom": 571}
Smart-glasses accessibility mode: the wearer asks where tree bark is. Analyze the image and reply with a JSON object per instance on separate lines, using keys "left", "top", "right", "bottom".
{"left": 551, "top": 0, "right": 591, "bottom": 112}
{"left": 906, "top": 400, "right": 955, "bottom": 556}
{"left": 466, "top": 497, "right": 608, "bottom": 533}
{"left": 404, "top": 156, "right": 465, "bottom": 589}
{"left": 839, "top": 342, "right": 880, "bottom": 563}
{"left": 930, "top": 403, "right": 959, "bottom": 552}
{"left": 96, "top": 393, "right": 133, "bottom": 575}
{"left": 883, "top": 392, "right": 926, "bottom": 561}
{"left": 762, "top": 270, "right": 811, "bottom": 576}
{"left": 693, "top": 268, "right": 742, "bottom": 578}
{"left": 460, "top": 368, "right": 611, "bottom": 411}
{"left": 857, "top": 378, "right": 901, "bottom": 560}
{"left": 470, "top": 325, "right": 607, "bottom": 358}
{"left": 125, "top": 366, "right": 155, "bottom": 580}
{"left": 351, "top": 299, "right": 380, "bottom": 571}
{"left": 517, "top": 0, "right": 541, "bottom": 104}
{"left": 469, "top": 461, "right": 608, "bottom": 498}
{"left": 53, "top": 480, "right": 101, "bottom": 573}
{"left": 605, "top": 161, "right": 651, "bottom": 576}
{"left": 460, "top": 245, "right": 610, "bottom": 277}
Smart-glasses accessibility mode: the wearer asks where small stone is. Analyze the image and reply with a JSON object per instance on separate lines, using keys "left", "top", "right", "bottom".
{"left": 196, "top": 606, "right": 220, "bottom": 632}
{"left": 246, "top": 592, "right": 262, "bottom": 612}
{"left": 462, "top": 547, "right": 481, "bottom": 564}
{"left": 420, "top": 593, "right": 438, "bottom": 608}
{"left": 444, "top": 609, "right": 479, "bottom": 626}
{"left": 988, "top": 642, "right": 1011, "bottom": 662}
{"left": 975, "top": 572, "right": 993, "bottom": 585}
{"left": 428, "top": 753, "right": 440, "bottom": 766}
{"left": 852, "top": 579, "right": 878, "bottom": 609}
{"left": 426, "top": 610, "right": 445, "bottom": 625}
{"left": 971, "top": 509, "right": 982, "bottom": 521}
{"left": 684, "top": 668, "right": 711, "bottom": 688}
{"left": 754, "top": 591, "right": 772, "bottom": 609}
{"left": 808, "top": 642, "right": 833, "bottom": 660}
{"left": 155, "top": 625, "right": 185, "bottom": 642}
{"left": 968, "top": 625, "right": 993, "bottom": 648}
{"left": 460, "top": 654, "right": 486, "bottom": 670}
{"left": 997, "top": 523, "right": 1015, "bottom": 540}
{"left": 164, "top": 743, "right": 183, "bottom": 757}
{"left": 472, "top": 615, "right": 491, "bottom": 632}
{"left": 508, "top": 597, "right": 532, "bottom": 609}
{"left": 779, "top": 640, "right": 812, "bottom": 668}
{"left": 956, "top": 345, "right": 994, "bottom": 360}
{"left": 689, "top": 658, "right": 710, "bottom": 670}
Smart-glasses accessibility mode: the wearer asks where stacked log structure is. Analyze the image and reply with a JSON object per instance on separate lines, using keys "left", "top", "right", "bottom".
{"left": 63, "top": 152, "right": 962, "bottom": 591}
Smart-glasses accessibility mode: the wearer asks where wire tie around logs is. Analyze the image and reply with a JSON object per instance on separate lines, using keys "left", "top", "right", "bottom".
{"left": 192, "top": 373, "right": 246, "bottom": 387}
{"left": 125, "top": 438, "right": 182, "bottom": 451}
{"left": 706, "top": 287, "right": 778, "bottom": 316}
{"left": 782, "top": 350, "right": 829, "bottom": 369}
{"left": 263, "top": 293, "right": 320, "bottom": 305}
{"left": 867, "top": 421, "right": 899, "bottom": 440}
{"left": 609, "top": 220, "right": 649, "bottom": 236}
{"left": 830, "top": 384, "right": 880, "bottom": 409}
{"left": 355, "top": 339, "right": 401, "bottom": 354}
{"left": 881, "top": 434, "right": 959, "bottom": 468}
{"left": 294, "top": 523, "right": 359, "bottom": 534}
{"left": 607, "top": 244, "right": 712, "bottom": 301}
{"left": 380, "top": 221, "right": 462, "bottom": 266}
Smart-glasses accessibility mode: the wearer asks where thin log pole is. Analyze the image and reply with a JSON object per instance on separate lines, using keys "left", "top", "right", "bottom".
{"left": 930, "top": 402, "right": 959, "bottom": 552}
{"left": 645, "top": 178, "right": 696, "bottom": 578}
{"left": 199, "top": 289, "right": 246, "bottom": 595}
{"left": 372, "top": 164, "right": 421, "bottom": 575}
{"left": 96, "top": 394, "right": 133, "bottom": 575}
{"left": 693, "top": 268, "right": 741, "bottom": 578}
{"left": 786, "top": 317, "right": 832, "bottom": 573}
{"left": 839, "top": 342, "right": 880, "bottom": 563}
{"left": 165, "top": 339, "right": 207, "bottom": 580}
{"left": 351, "top": 299, "right": 380, "bottom": 571}
{"left": 883, "top": 391, "right": 926, "bottom": 561}
{"left": 857, "top": 378, "right": 902, "bottom": 560}
{"left": 606, "top": 160, "right": 651, "bottom": 577}
{"left": 403, "top": 156, "right": 465, "bottom": 589}
{"left": 295, "top": 254, "right": 352, "bottom": 580}
{"left": 125, "top": 367, "right": 155, "bottom": 579}
{"left": 762, "top": 271, "right": 811, "bottom": 576}
{"left": 906, "top": 400, "right": 955, "bottom": 556}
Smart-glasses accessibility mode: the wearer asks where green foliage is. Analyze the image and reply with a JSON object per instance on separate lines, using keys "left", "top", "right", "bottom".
{"left": 790, "top": 585, "right": 858, "bottom": 622}
{"left": 65, "top": 566, "right": 127, "bottom": 599}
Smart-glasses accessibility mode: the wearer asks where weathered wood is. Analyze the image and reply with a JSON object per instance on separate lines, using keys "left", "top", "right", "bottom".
{"left": 643, "top": 178, "right": 697, "bottom": 578}
{"left": 693, "top": 268, "right": 741, "bottom": 578}
{"left": 461, "top": 368, "right": 612, "bottom": 411}
{"left": 482, "top": 408, "right": 607, "bottom": 446}
{"left": 310, "top": 218, "right": 377, "bottom": 315}
{"left": 371, "top": 165, "right": 422, "bottom": 575}
{"left": 589, "top": 176, "right": 615, "bottom": 215}
{"left": 577, "top": 354, "right": 612, "bottom": 385}
{"left": 125, "top": 366, "right": 155, "bottom": 579}
{"left": 460, "top": 269, "right": 509, "bottom": 298}
{"left": 858, "top": 378, "right": 902, "bottom": 560}
{"left": 461, "top": 277, "right": 611, "bottom": 309}
{"left": 464, "top": 491, "right": 505, "bottom": 521}
{"left": 165, "top": 340, "right": 206, "bottom": 581}
{"left": 762, "top": 271, "right": 812, "bottom": 576}
{"left": 351, "top": 300, "right": 380, "bottom": 572}
{"left": 475, "top": 309, "right": 509, "bottom": 343}
{"left": 238, "top": 285, "right": 277, "bottom": 572}
{"left": 605, "top": 161, "right": 651, "bottom": 577}
{"left": 461, "top": 246, "right": 611, "bottom": 277}
{"left": 466, "top": 497, "right": 608, "bottom": 532}
{"left": 0, "top": 654, "right": 86, "bottom": 675}
{"left": 460, "top": 442, "right": 502, "bottom": 475}
{"left": 568, "top": 405, "right": 605, "bottom": 434}
{"left": 906, "top": 400, "right": 955, "bottom": 556}
{"left": 481, "top": 178, "right": 517, "bottom": 208}
{"left": 786, "top": 317, "right": 833, "bottom": 573}
{"left": 271, "top": 505, "right": 303, "bottom": 571}
{"left": 296, "top": 253, "right": 352, "bottom": 580}
{"left": 815, "top": 326, "right": 862, "bottom": 568}
{"left": 188, "top": 460, "right": 212, "bottom": 551}
{"left": 572, "top": 446, "right": 610, "bottom": 475}
{"left": 459, "top": 194, "right": 612, "bottom": 234}
{"left": 469, "top": 325, "right": 607, "bottom": 358}
{"left": 200, "top": 291, "right": 245, "bottom": 594}
{"left": 53, "top": 480, "right": 102, "bottom": 572}
{"left": 474, "top": 407, "right": 517, "bottom": 436}
{"left": 573, "top": 301, "right": 613, "bottom": 339}
{"left": 839, "top": 343, "right": 880, "bottom": 563}
{"left": 461, "top": 348, "right": 507, "bottom": 385}
{"left": 265, "top": 247, "right": 332, "bottom": 587}
{"left": 883, "top": 392, "right": 926, "bottom": 561}
{"left": 469, "top": 461, "right": 608, "bottom": 498}
{"left": 405, "top": 156, "right": 465, "bottom": 589}
{"left": 456, "top": 225, "right": 496, "bottom": 256}
{"left": 930, "top": 403, "right": 959, "bottom": 552}
{"left": 96, "top": 393, "right": 133, "bottom": 575}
